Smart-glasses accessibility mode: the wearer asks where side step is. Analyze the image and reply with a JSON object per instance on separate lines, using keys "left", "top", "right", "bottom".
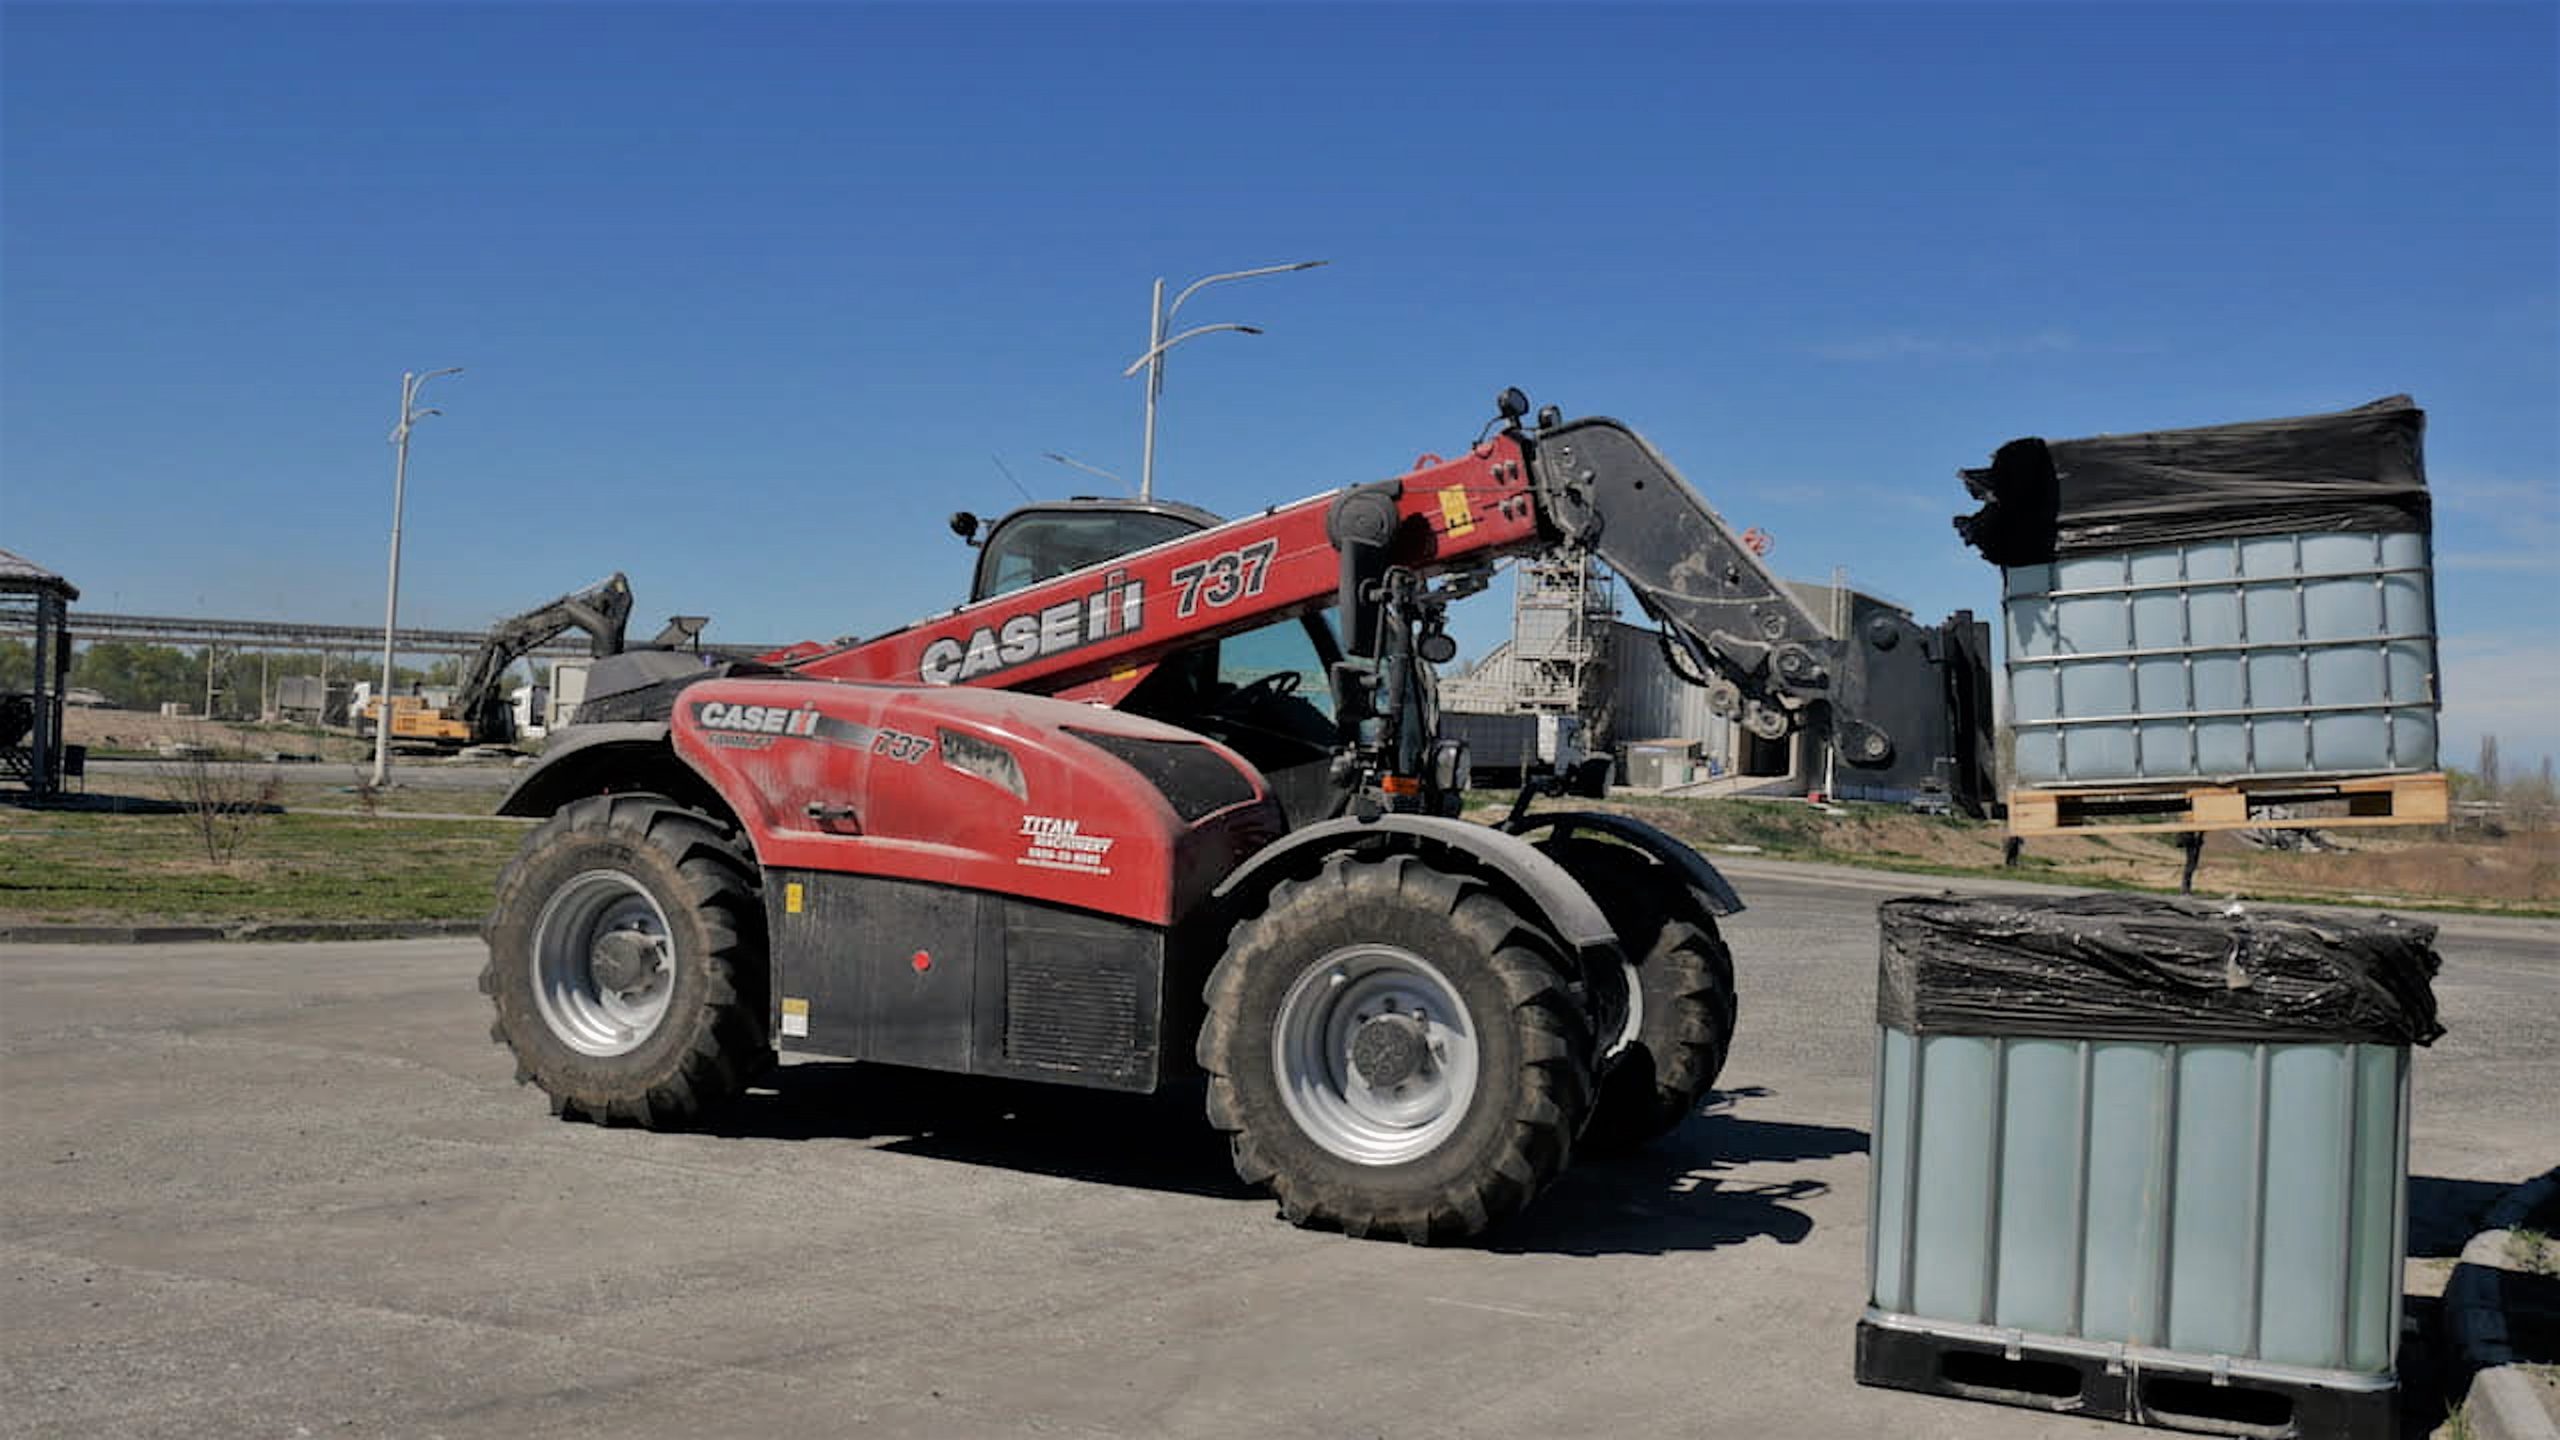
{"left": 2007, "top": 771, "right": 2447, "bottom": 837}
{"left": 1855, "top": 1316, "right": 2397, "bottom": 1440}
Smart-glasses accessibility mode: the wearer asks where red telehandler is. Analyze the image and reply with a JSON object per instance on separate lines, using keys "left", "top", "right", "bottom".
{"left": 482, "top": 390, "right": 1994, "bottom": 1242}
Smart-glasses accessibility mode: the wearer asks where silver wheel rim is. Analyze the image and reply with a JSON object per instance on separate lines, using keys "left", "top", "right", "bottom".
{"left": 1605, "top": 956, "right": 1644, "bottom": 1061}
{"left": 530, "top": 870, "right": 676, "bottom": 1058}
{"left": 1272, "top": 944, "right": 1479, "bottom": 1166}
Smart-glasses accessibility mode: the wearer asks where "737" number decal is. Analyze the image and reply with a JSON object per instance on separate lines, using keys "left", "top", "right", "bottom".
{"left": 1170, "top": 539, "right": 1279, "bottom": 619}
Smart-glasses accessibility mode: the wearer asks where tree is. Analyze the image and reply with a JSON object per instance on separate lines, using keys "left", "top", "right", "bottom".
{"left": 2479, "top": 733, "right": 2502, "bottom": 795}
{"left": 72, "top": 641, "right": 197, "bottom": 710}
{"left": 2511, "top": 754, "right": 2558, "bottom": 832}
{"left": 0, "top": 638, "right": 30, "bottom": 691}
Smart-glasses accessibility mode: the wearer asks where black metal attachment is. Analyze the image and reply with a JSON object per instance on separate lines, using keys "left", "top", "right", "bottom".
{"left": 1855, "top": 1317, "right": 2397, "bottom": 1440}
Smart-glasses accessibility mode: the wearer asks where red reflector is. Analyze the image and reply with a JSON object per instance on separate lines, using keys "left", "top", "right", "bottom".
{"left": 1381, "top": 775, "right": 1422, "bottom": 796}
{"left": 911, "top": 950, "right": 932, "bottom": 973}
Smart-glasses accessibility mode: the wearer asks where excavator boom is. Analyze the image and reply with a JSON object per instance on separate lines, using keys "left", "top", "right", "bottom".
{"left": 452, "top": 574, "right": 635, "bottom": 744}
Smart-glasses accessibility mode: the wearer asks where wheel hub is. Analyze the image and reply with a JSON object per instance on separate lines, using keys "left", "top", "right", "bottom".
{"left": 1349, "top": 1013, "right": 1429, "bottom": 1089}
{"left": 1272, "top": 945, "right": 1481, "bottom": 1167}
{"left": 590, "top": 927, "right": 662, "bottom": 994}
{"left": 530, "top": 870, "right": 678, "bottom": 1059}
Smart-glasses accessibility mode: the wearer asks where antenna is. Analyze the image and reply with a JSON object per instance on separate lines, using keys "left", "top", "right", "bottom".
{"left": 1043, "top": 451, "right": 1133, "bottom": 495}
{"left": 989, "top": 454, "right": 1033, "bottom": 503}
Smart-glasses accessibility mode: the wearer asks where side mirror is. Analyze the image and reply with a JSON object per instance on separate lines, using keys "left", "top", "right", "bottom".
{"left": 948, "top": 511, "right": 982, "bottom": 546}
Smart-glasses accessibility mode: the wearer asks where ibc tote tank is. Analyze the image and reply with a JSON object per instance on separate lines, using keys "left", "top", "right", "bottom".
{"left": 1859, "top": 893, "right": 2443, "bottom": 1438}
{"left": 1955, "top": 397, "right": 2440, "bottom": 788}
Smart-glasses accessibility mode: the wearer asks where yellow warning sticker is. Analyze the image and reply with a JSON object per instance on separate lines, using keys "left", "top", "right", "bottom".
{"left": 785, "top": 881, "right": 804, "bottom": 914}
{"left": 1438, "top": 486, "right": 1476, "bottom": 537}
{"left": 780, "top": 997, "right": 809, "bottom": 1038}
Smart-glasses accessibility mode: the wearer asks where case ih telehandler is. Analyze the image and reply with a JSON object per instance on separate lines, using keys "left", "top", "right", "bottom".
{"left": 482, "top": 390, "right": 1993, "bottom": 1243}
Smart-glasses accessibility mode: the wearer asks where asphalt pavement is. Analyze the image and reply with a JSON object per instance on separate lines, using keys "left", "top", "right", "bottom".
{"left": 2, "top": 868, "right": 2551, "bottom": 1439}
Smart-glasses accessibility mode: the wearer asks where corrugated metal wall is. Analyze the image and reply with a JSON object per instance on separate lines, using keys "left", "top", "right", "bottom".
{"left": 1607, "top": 621, "right": 1732, "bottom": 760}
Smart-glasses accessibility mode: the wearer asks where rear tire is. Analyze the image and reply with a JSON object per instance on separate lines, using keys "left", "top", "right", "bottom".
{"left": 1198, "top": 852, "right": 1592, "bottom": 1244}
{"left": 480, "top": 793, "right": 768, "bottom": 1127}
{"left": 1538, "top": 837, "right": 1737, "bottom": 1151}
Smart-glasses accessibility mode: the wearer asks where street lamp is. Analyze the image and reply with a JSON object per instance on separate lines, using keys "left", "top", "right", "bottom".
{"left": 372, "top": 366, "right": 462, "bottom": 788}
{"left": 1123, "top": 259, "right": 1326, "bottom": 501}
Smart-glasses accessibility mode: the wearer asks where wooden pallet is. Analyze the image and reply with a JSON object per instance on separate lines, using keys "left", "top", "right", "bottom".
{"left": 2007, "top": 771, "right": 2448, "bottom": 836}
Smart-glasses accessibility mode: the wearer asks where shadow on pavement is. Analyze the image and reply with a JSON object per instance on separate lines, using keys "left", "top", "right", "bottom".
{"left": 0, "top": 789, "right": 186, "bottom": 815}
{"left": 706, "top": 1068, "right": 1868, "bottom": 1252}
{"left": 1490, "top": 1088, "right": 1867, "bottom": 1258}
{"left": 2407, "top": 1174, "right": 2521, "bottom": 1258}
{"left": 706, "top": 1060, "right": 1255, "bottom": 1200}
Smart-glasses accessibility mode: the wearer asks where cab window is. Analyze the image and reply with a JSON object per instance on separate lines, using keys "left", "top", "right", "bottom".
{"left": 976, "top": 511, "right": 1202, "bottom": 601}
{"left": 1215, "top": 616, "right": 1335, "bottom": 705}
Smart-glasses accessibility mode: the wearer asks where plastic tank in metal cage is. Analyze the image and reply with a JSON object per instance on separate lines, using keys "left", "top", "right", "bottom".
{"left": 2004, "top": 529, "right": 2438, "bottom": 786}
{"left": 1858, "top": 894, "right": 2443, "bottom": 1438}
{"left": 1957, "top": 396, "right": 2439, "bottom": 791}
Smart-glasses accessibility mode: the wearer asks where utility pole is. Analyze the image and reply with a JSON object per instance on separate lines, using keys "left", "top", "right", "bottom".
{"left": 373, "top": 366, "right": 462, "bottom": 787}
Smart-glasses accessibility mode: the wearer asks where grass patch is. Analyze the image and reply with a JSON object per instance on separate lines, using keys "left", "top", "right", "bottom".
{"left": 0, "top": 806, "right": 523, "bottom": 924}
{"left": 2511, "top": 1227, "right": 2557, "bottom": 1277}
{"left": 272, "top": 778, "right": 509, "bottom": 817}
{"left": 1470, "top": 793, "right": 2560, "bottom": 916}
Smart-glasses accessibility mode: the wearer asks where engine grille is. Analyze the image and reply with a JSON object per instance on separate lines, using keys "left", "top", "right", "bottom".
{"left": 1004, "top": 950, "right": 1144, "bottom": 1080}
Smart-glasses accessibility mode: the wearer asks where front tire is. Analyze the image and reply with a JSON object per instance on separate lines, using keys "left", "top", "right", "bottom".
{"left": 1198, "top": 852, "right": 1592, "bottom": 1244}
{"left": 481, "top": 794, "right": 767, "bottom": 1127}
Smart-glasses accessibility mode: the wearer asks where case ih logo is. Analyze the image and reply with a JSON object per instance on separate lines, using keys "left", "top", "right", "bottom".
{"left": 920, "top": 569, "right": 1143, "bottom": 685}
{"left": 688, "top": 700, "right": 931, "bottom": 762}
{"left": 695, "top": 701, "right": 820, "bottom": 737}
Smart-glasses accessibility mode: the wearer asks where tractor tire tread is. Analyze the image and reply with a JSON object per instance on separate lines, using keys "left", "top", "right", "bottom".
{"left": 480, "top": 793, "right": 768, "bottom": 1130}
{"left": 1537, "top": 839, "right": 1739, "bottom": 1153}
{"left": 1198, "top": 851, "right": 1591, "bottom": 1245}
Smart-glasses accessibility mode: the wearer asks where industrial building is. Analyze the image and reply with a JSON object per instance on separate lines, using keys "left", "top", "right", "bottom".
{"left": 1441, "top": 557, "right": 1942, "bottom": 801}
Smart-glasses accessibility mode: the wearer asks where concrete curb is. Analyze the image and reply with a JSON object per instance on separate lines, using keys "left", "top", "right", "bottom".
{"left": 2446, "top": 1165, "right": 2560, "bottom": 1440}
{"left": 0, "top": 919, "right": 482, "bottom": 945}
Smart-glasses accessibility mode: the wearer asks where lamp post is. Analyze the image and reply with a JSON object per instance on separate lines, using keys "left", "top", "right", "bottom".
{"left": 372, "top": 366, "right": 462, "bottom": 788}
{"left": 1124, "top": 260, "right": 1326, "bottom": 501}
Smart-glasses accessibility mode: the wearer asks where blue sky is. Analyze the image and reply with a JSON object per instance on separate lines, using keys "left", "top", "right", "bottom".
{"left": 3, "top": 2, "right": 2553, "bottom": 766}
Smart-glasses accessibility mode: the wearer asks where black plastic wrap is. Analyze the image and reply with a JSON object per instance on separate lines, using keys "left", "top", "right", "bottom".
{"left": 1876, "top": 893, "right": 2443, "bottom": 1046}
{"left": 1954, "top": 396, "right": 2429, "bottom": 565}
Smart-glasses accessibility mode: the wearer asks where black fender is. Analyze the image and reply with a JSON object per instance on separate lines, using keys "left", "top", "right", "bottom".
{"left": 1500, "top": 810, "right": 1745, "bottom": 918}
{"left": 497, "top": 722, "right": 684, "bottom": 818}
{"left": 1211, "top": 813, "right": 1616, "bottom": 955}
